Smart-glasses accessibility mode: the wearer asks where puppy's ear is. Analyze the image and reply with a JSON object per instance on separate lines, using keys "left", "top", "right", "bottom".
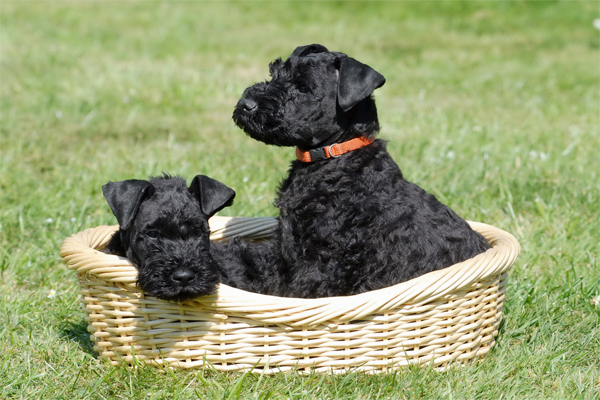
{"left": 102, "top": 180, "right": 155, "bottom": 230}
{"left": 291, "top": 44, "right": 329, "bottom": 58}
{"left": 336, "top": 57, "right": 386, "bottom": 112}
{"left": 189, "top": 175, "right": 236, "bottom": 218}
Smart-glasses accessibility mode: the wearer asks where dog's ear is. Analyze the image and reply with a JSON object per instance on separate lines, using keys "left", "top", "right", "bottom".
{"left": 189, "top": 175, "right": 236, "bottom": 218}
{"left": 291, "top": 44, "right": 329, "bottom": 58}
{"left": 336, "top": 57, "right": 386, "bottom": 112}
{"left": 102, "top": 180, "right": 155, "bottom": 230}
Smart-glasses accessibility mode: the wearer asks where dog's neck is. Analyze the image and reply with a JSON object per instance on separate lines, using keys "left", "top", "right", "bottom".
{"left": 296, "top": 136, "right": 375, "bottom": 163}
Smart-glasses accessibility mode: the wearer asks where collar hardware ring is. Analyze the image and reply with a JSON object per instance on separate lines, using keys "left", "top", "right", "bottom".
{"left": 327, "top": 143, "right": 342, "bottom": 158}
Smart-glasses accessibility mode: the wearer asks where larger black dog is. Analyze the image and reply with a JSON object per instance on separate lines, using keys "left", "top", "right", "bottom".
{"left": 232, "top": 44, "right": 490, "bottom": 298}
{"left": 103, "top": 174, "right": 277, "bottom": 302}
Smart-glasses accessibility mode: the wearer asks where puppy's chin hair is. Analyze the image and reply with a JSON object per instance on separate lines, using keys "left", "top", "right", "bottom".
{"left": 138, "top": 283, "right": 218, "bottom": 302}
{"left": 240, "top": 125, "right": 294, "bottom": 147}
{"left": 233, "top": 111, "right": 290, "bottom": 147}
{"left": 137, "top": 276, "right": 220, "bottom": 302}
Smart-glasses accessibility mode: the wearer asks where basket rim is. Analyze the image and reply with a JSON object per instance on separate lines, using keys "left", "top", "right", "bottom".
{"left": 60, "top": 216, "right": 520, "bottom": 326}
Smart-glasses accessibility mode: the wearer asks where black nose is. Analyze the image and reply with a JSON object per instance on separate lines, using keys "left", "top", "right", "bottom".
{"left": 172, "top": 270, "right": 195, "bottom": 287}
{"left": 238, "top": 98, "right": 257, "bottom": 114}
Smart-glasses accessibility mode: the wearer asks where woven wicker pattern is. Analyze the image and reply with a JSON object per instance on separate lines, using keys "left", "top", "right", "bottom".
{"left": 60, "top": 216, "right": 520, "bottom": 373}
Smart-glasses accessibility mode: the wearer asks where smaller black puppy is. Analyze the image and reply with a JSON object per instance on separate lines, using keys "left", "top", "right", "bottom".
{"left": 103, "top": 174, "right": 277, "bottom": 302}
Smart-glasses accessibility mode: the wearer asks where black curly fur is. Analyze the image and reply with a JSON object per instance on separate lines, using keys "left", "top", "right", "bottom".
{"left": 232, "top": 44, "right": 491, "bottom": 298}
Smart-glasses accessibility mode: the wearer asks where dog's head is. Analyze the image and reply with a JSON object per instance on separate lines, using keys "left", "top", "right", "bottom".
{"left": 102, "top": 174, "right": 235, "bottom": 302}
{"left": 232, "top": 44, "right": 386, "bottom": 150}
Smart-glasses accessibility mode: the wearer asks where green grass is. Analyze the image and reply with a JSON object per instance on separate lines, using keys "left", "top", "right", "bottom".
{"left": 1, "top": 1, "right": 599, "bottom": 398}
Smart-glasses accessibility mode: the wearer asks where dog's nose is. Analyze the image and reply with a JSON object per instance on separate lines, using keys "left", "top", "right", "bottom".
{"left": 172, "top": 270, "right": 195, "bottom": 287}
{"left": 238, "top": 98, "right": 258, "bottom": 114}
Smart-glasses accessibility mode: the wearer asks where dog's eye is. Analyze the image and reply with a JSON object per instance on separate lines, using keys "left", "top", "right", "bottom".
{"left": 296, "top": 84, "right": 309, "bottom": 93}
{"left": 146, "top": 230, "right": 160, "bottom": 239}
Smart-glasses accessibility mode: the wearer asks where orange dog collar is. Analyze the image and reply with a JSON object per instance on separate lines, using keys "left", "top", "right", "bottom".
{"left": 296, "top": 137, "right": 375, "bottom": 163}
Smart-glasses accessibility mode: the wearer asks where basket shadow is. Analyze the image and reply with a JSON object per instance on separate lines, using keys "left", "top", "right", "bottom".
{"left": 59, "top": 319, "right": 99, "bottom": 358}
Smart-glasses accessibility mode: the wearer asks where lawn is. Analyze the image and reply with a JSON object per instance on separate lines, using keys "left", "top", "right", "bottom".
{"left": 1, "top": 1, "right": 599, "bottom": 399}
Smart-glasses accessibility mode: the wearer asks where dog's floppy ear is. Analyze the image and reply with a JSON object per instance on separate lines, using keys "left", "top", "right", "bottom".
{"left": 336, "top": 57, "right": 386, "bottom": 112}
{"left": 189, "top": 175, "right": 236, "bottom": 217}
{"left": 102, "top": 180, "right": 155, "bottom": 230}
{"left": 291, "top": 44, "right": 329, "bottom": 58}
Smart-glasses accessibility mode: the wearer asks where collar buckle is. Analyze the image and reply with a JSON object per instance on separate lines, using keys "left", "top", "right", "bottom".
{"left": 308, "top": 147, "right": 327, "bottom": 161}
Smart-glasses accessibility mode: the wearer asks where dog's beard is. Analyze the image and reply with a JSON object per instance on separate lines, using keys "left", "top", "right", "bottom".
{"left": 234, "top": 118, "right": 290, "bottom": 147}
{"left": 232, "top": 100, "right": 296, "bottom": 147}
{"left": 136, "top": 256, "right": 221, "bottom": 302}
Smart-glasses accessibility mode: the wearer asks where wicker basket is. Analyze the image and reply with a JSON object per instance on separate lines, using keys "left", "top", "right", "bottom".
{"left": 60, "top": 216, "right": 520, "bottom": 373}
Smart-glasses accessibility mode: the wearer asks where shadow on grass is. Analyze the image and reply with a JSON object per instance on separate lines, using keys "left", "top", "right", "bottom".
{"left": 59, "top": 319, "right": 99, "bottom": 358}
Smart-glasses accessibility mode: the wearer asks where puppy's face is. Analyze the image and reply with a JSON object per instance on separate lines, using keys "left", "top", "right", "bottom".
{"left": 103, "top": 175, "right": 235, "bottom": 302}
{"left": 123, "top": 188, "right": 219, "bottom": 302}
{"left": 233, "top": 53, "right": 340, "bottom": 149}
{"left": 232, "top": 44, "right": 385, "bottom": 150}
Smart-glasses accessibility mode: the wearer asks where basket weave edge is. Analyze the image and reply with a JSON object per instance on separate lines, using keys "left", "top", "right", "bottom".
{"left": 60, "top": 217, "right": 520, "bottom": 326}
